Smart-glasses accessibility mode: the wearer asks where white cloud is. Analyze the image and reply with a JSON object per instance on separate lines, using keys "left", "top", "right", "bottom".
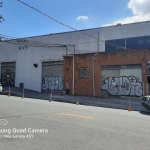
{"left": 103, "top": 0, "right": 150, "bottom": 26}
{"left": 77, "top": 16, "right": 89, "bottom": 21}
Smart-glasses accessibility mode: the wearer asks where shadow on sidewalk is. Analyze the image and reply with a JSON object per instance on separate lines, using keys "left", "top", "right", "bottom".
{"left": 1, "top": 86, "right": 145, "bottom": 112}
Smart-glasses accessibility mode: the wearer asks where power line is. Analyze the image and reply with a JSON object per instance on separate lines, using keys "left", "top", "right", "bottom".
{"left": 18, "top": 0, "right": 135, "bottom": 51}
{"left": 0, "top": 1, "right": 19, "bottom": 38}
{"left": 17, "top": 0, "right": 104, "bottom": 42}
{"left": 0, "top": 38, "right": 74, "bottom": 50}
{"left": 0, "top": 32, "right": 76, "bottom": 48}
{"left": 0, "top": 34, "right": 16, "bottom": 39}
{"left": 1, "top": 0, "right": 136, "bottom": 51}
{"left": 1, "top": 40, "right": 64, "bottom": 49}
{"left": 0, "top": 32, "right": 134, "bottom": 52}
{"left": 2, "top": 21, "right": 20, "bottom": 38}
{"left": 0, "top": 15, "right": 4, "bottom": 22}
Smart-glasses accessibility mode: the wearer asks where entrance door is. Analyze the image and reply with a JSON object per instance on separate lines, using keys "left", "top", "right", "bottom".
{"left": 1, "top": 62, "right": 16, "bottom": 86}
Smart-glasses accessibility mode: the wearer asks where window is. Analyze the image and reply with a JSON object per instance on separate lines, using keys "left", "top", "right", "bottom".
{"left": 105, "top": 39, "right": 125, "bottom": 51}
{"left": 79, "top": 68, "right": 90, "bottom": 79}
{"left": 105, "top": 35, "right": 150, "bottom": 51}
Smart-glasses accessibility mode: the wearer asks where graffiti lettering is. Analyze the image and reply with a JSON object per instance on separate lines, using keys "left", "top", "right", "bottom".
{"left": 42, "top": 76, "right": 63, "bottom": 91}
{"left": 1, "top": 69, "right": 15, "bottom": 86}
{"left": 101, "top": 76, "right": 143, "bottom": 97}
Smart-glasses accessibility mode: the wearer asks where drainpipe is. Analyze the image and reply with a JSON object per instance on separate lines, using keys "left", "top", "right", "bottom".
{"left": 125, "top": 38, "right": 126, "bottom": 50}
{"left": 65, "top": 52, "right": 75, "bottom": 95}
{"left": 72, "top": 45, "right": 76, "bottom": 95}
{"left": 64, "top": 45, "right": 75, "bottom": 95}
{"left": 72, "top": 55, "right": 74, "bottom": 95}
{"left": 92, "top": 52, "right": 98, "bottom": 97}
{"left": 92, "top": 31, "right": 100, "bottom": 97}
{"left": 64, "top": 45, "right": 68, "bottom": 55}
{"left": 66, "top": 55, "right": 74, "bottom": 95}
{"left": 97, "top": 31, "right": 99, "bottom": 52}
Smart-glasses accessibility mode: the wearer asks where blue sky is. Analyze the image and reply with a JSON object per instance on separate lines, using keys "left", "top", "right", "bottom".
{"left": 0, "top": 0, "right": 150, "bottom": 39}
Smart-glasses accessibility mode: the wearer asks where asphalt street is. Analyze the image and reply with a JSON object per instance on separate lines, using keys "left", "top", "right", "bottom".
{"left": 0, "top": 95, "right": 150, "bottom": 150}
{"left": 2, "top": 86, "right": 145, "bottom": 111}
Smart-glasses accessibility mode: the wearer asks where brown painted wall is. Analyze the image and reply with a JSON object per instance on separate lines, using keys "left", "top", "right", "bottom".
{"left": 63, "top": 56, "right": 73, "bottom": 93}
{"left": 64, "top": 50, "right": 150, "bottom": 97}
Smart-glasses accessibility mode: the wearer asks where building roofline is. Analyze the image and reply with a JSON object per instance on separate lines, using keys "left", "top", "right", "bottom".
{"left": 2, "top": 20, "right": 150, "bottom": 41}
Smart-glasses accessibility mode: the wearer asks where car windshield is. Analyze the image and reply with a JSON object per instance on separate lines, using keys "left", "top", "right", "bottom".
{"left": 142, "top": 97, "right": 148, "bottom": 101}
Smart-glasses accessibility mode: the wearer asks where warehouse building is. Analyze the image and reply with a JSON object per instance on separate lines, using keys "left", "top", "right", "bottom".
{"left": 64, "top": 49, "right": 150, "bottom": 97}
{"left": 0, "top": 21, "right": 150, "bottom": 94}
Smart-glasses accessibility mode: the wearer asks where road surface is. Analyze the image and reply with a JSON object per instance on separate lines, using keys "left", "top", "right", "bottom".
{"left": 0, "top": 95, "right": 149, "bottom": 150}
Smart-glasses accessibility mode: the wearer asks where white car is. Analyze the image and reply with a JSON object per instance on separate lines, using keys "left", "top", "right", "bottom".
{"left": 0, "top": 83, "right": 3, "bottom": 92}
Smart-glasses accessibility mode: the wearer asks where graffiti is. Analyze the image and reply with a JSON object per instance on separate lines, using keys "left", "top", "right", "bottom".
{"left": 101, "top": 76, "right": 143, "bottom": 97}
{"left": 1, "top": 69, "right": 15, "bottom": 86}
{"left": 42, "top": 76, "right": 63, "bottom": 91}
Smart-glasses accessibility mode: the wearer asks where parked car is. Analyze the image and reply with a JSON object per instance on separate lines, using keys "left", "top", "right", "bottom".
{"left": 0, "top": 83, "right": 2, "bottom": 93}
{"left": 141, "top": 96, "right": 150, "bottom": 110}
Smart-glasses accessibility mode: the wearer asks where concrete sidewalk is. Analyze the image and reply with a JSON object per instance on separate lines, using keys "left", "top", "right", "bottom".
{"left": 1, "top": 87, "right": 145, "bottom": 111}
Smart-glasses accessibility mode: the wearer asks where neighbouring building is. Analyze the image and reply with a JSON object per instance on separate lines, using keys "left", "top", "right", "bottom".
{"left": 0, "top": 21, "right": 150, "bottom": 95}
{"left": 64, "top": 49, "right": 150, "bottom": 97}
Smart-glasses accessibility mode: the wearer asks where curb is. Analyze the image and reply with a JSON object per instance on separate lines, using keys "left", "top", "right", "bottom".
{"left": 0, "top": 92, "right": 144, "bottom": 112}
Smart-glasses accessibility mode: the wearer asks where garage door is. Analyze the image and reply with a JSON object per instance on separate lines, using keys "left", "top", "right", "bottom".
{"left": 1, "top": 62, "right": 16, "bottom": 86}
{"left": 101, "top": 67, "right": 120, "bottom": 97}
{"left": 42, "top": 61, "right": 63, "bottom": 92}
{"left": 101, "top": 65, "right": 143, "bottom": 97}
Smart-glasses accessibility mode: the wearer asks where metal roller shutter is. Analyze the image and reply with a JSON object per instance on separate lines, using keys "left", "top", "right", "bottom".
{"left": 101, "top": 65, "right": 143, "bottom": 97}
{"left": 101, "top": 68, "right": 120, "bottom": 97}
{"left": 1, "top": 62, "right": 16, "bottom": 86}
{"left": 42, "top": 61, "right": 63, "bottom": 92}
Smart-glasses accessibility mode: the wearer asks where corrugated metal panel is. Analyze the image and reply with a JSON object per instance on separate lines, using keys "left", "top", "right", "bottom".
{"left": 1, "top": 62, "right": 16, "bottom": 86}
{"left": 101, "top": 69, "right": 120, "bottom": 85}
{"left": 42, "top": 61, "right": 63, "bottom": 92}
{"left": 120, "top": 68, "right": 142, "bottom": 96}
{"left": 101, "top": 65, "right": 143, "bottom": 97}
{"left": 101, "top": 64, "right": 141, "bottom": 70}
{"left": 101, "top": 69, "right": 120, "bottom": 97}
{"left": 120, "top": 68, "right": 142, "bottom": 81}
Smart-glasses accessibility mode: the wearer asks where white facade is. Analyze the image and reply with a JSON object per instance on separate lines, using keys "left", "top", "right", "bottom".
{"left": 0, "top": 21, "right": 150, "bottom": 92}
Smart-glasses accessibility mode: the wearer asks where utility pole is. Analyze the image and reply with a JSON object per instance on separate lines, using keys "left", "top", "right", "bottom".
{"left": 0, "top": 2, "right": 4, "bottom": 23}
{"left": 0, "top": 2, "right": 2, "bottom": 7}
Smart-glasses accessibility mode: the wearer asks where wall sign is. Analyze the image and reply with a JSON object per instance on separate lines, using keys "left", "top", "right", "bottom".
{"left": 79, "top": 68, "right": 90, "bottom": 79}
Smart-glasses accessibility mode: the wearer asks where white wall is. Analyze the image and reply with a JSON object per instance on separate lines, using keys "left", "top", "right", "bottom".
{"left": 15, "top": 47, "right": 42, "bottom": 92}
{"left": 0, "top": 42, "right": 18, "bottom": 62}
{"left": 25, "top": 21, "right": 150, "bottom": 53}
{"left": 15, "top": 46, "right": 66, "bottom": 92}
{"left": 0, "top": 42, "right": 18, "bottom": 79}
{"left": 25, "top": 31, "right": 99, "bottom": 54}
